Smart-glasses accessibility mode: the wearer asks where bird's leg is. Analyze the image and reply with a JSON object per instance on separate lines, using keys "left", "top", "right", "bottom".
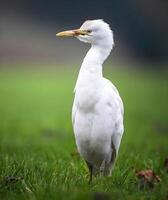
{"left": 100, "top": 159, "right": 106, "bottom": 176}
{"left": 85, "top": 161, "right": 93, "bottom": 183}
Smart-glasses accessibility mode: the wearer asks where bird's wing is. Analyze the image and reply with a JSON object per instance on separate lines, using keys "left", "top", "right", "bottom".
{"left": 103, "top": 78, "right": 124, "bottom": 154}
{"left": 103, "top": 78, "right": 124, "bottom": 116}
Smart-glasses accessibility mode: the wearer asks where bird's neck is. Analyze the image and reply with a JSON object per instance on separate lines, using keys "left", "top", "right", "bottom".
{"left": 80, "top": 42, "right": 113, "bottom": 75}
{"left": 83, "top": 42, "right": 112, "bottom": 67}
{"left": 74, "top": 42, "right": 112, "bottom": 92}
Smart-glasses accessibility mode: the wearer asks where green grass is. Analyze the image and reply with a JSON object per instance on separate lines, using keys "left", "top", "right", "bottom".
{"left": 0, "top": 64, "right": 168, "bottom": 200}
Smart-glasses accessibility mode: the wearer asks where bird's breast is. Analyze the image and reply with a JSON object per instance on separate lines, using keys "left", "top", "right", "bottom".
{"left": 75, "top": 86, "right": 100, "bottom": 112}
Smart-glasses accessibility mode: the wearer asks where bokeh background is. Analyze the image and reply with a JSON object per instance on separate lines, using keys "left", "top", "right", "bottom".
{"left": 0, "top": 1, "right": 168, "bottom": 199}
{"left": 1, "top": 0, "right": 168, "bottom": 65}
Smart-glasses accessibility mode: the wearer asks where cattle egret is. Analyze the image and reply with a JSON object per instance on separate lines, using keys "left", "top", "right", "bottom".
{"left": 56, "top": 19, "right": 124, "bottom": 182}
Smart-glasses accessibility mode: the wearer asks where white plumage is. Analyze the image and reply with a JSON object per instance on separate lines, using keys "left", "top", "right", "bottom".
{"left": 57, "top": 19, "right": 124, "bottom": 181}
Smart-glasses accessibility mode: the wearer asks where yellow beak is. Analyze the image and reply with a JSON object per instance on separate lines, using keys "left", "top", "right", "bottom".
{"left": 56, "top": 29, "right": 88, "bottom": 37}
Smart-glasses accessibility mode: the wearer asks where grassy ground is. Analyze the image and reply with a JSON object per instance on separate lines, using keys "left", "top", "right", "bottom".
{"left": 0, "top": 64, "right": 168, "bottom": 200}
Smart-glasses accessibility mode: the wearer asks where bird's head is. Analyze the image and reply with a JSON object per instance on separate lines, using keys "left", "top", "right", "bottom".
{"left": 56, "top": 19, "right": 114, "bottom": 47}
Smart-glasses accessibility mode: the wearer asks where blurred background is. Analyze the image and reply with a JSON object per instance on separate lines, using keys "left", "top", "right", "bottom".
{"left": 1, "top": 0, "right": 168, "bottom": 66}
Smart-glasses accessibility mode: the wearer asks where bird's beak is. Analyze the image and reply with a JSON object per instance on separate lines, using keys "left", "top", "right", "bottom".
{"left": 56, "top": 29, "right": 88, "bottom": 37}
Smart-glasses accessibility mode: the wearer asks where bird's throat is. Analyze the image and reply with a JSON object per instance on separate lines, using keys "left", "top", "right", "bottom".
{"left": 74, "top": 43, "right": 112, "bottom": 93}
{"left": 83, "top": 43, "right": 112, "bottom": 67}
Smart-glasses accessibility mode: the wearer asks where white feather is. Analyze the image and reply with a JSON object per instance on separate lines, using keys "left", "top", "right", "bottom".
{"left": 72, "top": 19, "right": 124, "bottom": 174}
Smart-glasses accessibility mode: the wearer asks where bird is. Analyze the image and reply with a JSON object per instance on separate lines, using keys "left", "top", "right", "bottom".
{"left": 56, "top": 19, "right": 124, "bottom": 182}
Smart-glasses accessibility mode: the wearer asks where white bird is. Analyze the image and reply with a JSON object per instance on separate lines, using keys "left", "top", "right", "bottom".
{"left": 56, "top": 19, "right": 124, "bottom": 182}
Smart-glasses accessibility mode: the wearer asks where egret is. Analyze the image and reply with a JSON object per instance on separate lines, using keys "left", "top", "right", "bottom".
{"left": 56, "top": 19, "right": 124, "bottom": 182}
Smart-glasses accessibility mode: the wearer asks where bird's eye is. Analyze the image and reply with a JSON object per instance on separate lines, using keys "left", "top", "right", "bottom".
{"left": 80, "top": 30, "right": 92, "bottom": 36}
{"left": 87, "top": 30, "right": 92, "bottom": 33}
